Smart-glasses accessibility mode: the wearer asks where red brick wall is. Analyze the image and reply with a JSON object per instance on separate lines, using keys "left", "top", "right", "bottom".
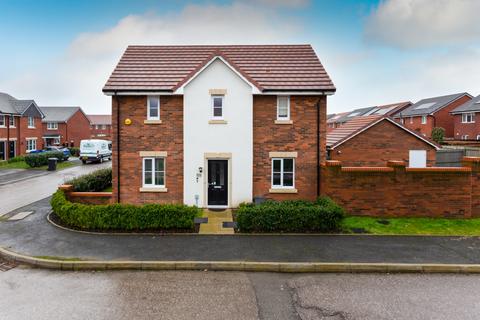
{"left": 399, "top": 115, "right": 434, "bottom": 138}
{"left": 330, "top": 120, "right": 437, "bottom": 166}
{"left": 64, "top": 110, "right": 91, "bottom": 147}
{"left": 453, "top": 113, "right": 480, "bottom": 140}
{"left": 434, "top": 95, "right": 472, "bottom": 138}
{"left": 42, "top": 122, "right": 67, "bottom": 146}
{"left": 90, "top": 124, "right": 112, "bottom": 140}
{"left": 112, "top": 95, "right": 183, "bottom": 205}
{"left": 252, "top": 95, "right": 326, "bottom": 201}
{"left": 321, "top": 159, "right": 480, "bottom": 218}
{"left": 19, "top": 116, "right": 44, "bottom": 154}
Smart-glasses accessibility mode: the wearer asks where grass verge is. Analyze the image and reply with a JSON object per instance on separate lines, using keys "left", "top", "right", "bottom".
{"left": 342, "top": 216, "right": 480, "bottom": 236}
{"left": 0, "top": 160, "right": 77, "bottom": 171}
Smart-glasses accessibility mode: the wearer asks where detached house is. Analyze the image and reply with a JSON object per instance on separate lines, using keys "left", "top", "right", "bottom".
{"left": 40, "top": 107, "right": 91, "bottom": 147}
{"left": 0, "top": 92, "right": 44, "bottom": 160}
{"left": 88, "top": 115, "right": 112, "bottom": 140}
{"left": 327, "top": 115, "right": 439, "bottom": 167}
{"left": 394, "top": 93, "right": 472, "bottom": 138}
{"left": 103, "top": 45, "right": 335, "bottom": 207}
{"left": 451, "top": 94, "right": 480, "bottom": 141}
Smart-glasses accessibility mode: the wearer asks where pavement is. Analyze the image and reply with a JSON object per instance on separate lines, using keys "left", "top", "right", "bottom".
{"left": 1, "top": 268, "right": 480, "bottom": 320}
{"left": 0, "top": 161, "right": 110, "bottom": 216}
{"left": 2, "top": 197, "right": 480, "bottom": 265}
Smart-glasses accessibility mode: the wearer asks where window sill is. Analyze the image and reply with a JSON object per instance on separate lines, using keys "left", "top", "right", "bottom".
{"left": 144, "top": 120, "right": 162, "bottom": 124}
{"left": 28, "top": 127, "right": 35, "bottom": 129}
{"left": 269, "top": 188, "right": 298, "bottom": 194}
{"left": 274, "top": 120, "right": 293, "bottom": 125}
{"left": 139, "top": 187, "right": 168, "bottom": 193}
{"left": 208, "top": 120, "right": 228, "bottom": 124}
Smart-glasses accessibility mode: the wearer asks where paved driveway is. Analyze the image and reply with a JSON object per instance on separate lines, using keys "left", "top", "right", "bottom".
{"left": 0, "top": 162, "right": 111, "bottom": 216}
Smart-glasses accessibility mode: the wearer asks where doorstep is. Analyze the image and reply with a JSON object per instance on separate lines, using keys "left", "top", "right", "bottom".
{"left": 199, "top": 209, "right": 235, "bottom": 235}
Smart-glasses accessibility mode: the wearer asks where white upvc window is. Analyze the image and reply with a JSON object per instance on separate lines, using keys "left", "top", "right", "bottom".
{"left": 9, "top": 116, "right": 15, "bottom": 127}
{"left": 409, "top": 117, "right": 413, "bottom": 124}
{"left": 271, "top": 158, "right": 295, "bottom": 188}
{"left": 28, "top": 116, "right": 35, "bottom": 128}
{"left": 462, "top": 113, "right": 475, "bottom": 123}
{"left": 462, "top": 135, "right": 469, "bottom": 140}
{"left": 211, "top": 95, "right": 224, "bottom": 119}
{"left": 26, "top": 138, "right": 37, "bottom": 152}
{"left": 102, "top": 124, "right": 106, "bottom": 130}
{"left": 421, "top": 115, "right": 427, "bottom": 124}
{"left": 400, "top": 118, "right": 404, "bottom": 124}
{"left": 147, "top": 96, "right": 160, "bottom": 120}
{"left": 53, "top": 137, "right": 61, "bottom": 145}
{"left": 277, "top": 96, "right": 290, "bottom": 120}
{"left": 47, "top": 122, "right": 58, "bottom": 130}
{"left": 0, "top": 115, "right": 5, "bottom": 127}
{"left": 142, "top": 157, "right": 165, "bottom": 188}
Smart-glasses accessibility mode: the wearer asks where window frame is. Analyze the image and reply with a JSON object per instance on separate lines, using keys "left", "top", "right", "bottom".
{"left": 142, "top": 157, "right": 166, "bottom": 188}
{"left": 211, "top": 95, "right": 224, "bottom": 120}
{"left": 47, "top": 122, "right": 58, "bottom": 130}
{"left": 0, "top": 115, "right": 5, "bottom": 127}
{"left": 462, "top": 135, "right": 469, "bottom": 140}
{"left": 147, "top": 96, "right": 160, "bottom": 121}
{"left": 409, "top": 117, "right": 413, "bottom": 124}
{"left": 9, "top": 116, "right": 15, "bottom": 127}
{"left": 276, "top": 96, "right": 290, "bottom": 120}
{"left": 461, "top": 112, "right": 475, "bottom": 123}
{"left": 26, "top": 138, "right": 37, "bottom": 152}
{"left": 271, "top": 157, "right": 295, "bottom": 189}
{"left": 27, "top": 116, "right": 35, "bottom": 128}
{"left": 421, "top": 115, "right": 427, "bottom": 125}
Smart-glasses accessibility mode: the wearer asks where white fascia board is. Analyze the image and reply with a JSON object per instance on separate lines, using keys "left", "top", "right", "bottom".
{"left": 104, "top": 91, "right": 178, "bottom": 96}
{"left": 257, "top": 91, "right": 333, "bottom": 96}
{"left": 174, "top": 56, "right": 261, "bottom": 95}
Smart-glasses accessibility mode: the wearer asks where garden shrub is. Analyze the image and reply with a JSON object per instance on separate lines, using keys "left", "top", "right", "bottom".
{"left": 51, "top": 190, "right": 201, "bottom": 231}
{"left": 236, "top": 197, "right": 345, "bottom": 233}
{"left": 25, "top": 151, "right": 65, "bottom": 167}
{"left": 68, "top": 147, "right": 80, "bottom": 157}
{"left": 431, "top": 127, "right": 445, "bottom": 144}
{"left": 65, "top": 168, "right": 112, "bottom": 192}
{"left": 7, "top": 155, "right": 25, "bottom": 163}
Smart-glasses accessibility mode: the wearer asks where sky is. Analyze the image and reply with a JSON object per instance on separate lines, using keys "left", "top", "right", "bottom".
{"left": 0, "top": 0, "right": 479, "bottom": 115}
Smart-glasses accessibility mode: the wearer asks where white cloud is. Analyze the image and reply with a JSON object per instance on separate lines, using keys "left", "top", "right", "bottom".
{"left": 365, "top": 0, "right": 480, "bottom": 49}
{"left": 0, "top": 2, "right": 301, "bottom": 114}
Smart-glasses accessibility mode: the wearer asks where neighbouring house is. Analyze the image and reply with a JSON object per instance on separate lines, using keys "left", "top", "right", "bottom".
{"left": 327, "top": 101, "right": 411, "bottom": 132}
{"left": 40, "top": 106, "right": 91, "bottom": 147}
{"left": 450, "top": 94, "right": 480, "bottom": 141}
{"left": 327, "top": 115, "right": 439, "bottom": 167}
{"left": 394, "top": 93, "right": 472, "bottom": 138}
{"left": 103, "top": 45, "right": 335, "bottom": 207}
{"left": 0, "top": 92, "right": 44, "bottom": 159}
{"left": 88, "top": 115, "right": 112, "bottom": 140}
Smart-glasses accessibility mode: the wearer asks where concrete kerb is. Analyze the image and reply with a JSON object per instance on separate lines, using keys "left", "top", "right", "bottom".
{"left": 2, "top": 246, "right": 480, "bottom": 273}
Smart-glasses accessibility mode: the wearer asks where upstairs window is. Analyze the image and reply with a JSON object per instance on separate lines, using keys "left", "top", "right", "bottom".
{"left": 409, "top": 117, "right": 413, "bottom": 124}
{"left": 277, "top": 96, "right": 290, "bottom": 120}
{"left": 28, "top": 116, "right": 35, "bottom": 128}
{"left": 211, "top": 95, "right": 224, "bottom": 119}
{"left": 147, "top": 96, "right": 160, "bottom": 120}
{"left": 47, "top": 122, "right": 58, "bottom": 130}
{"left": 462, "top": 113, "right": 475, "bottom": 123}
{"left": 0, "top": 115, "right": 5, "bottom": 127}
{"left": 9, "top": 116, "right": 15, "bottom": 127}
{"left": 272, "top": 158, "right": 295, "bottom": 188}
{"left": 143, "top": 157, "right": 165, "bottom": 188}
{"left": 421, "top": 115, "right": 427, "bottom": 124}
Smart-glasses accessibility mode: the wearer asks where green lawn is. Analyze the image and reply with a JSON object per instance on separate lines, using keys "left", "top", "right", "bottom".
{"left": 102, "top": 186, "right": 113, "bottom": 192}
{"left": 342, "top": 216, "right": 480, "bottom": 236}
{"left": 0, "top": 160, "right": 77, "bottom": 171}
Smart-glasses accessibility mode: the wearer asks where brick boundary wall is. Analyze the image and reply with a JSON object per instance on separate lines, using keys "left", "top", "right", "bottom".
{"left": 320, "top": 157, "right": 480, "bottom": 218}
{"left": 59, "top": 185, "right": 112, "bottom": 205}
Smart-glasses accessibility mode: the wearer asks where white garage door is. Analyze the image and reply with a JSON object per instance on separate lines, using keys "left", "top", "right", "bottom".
{"left": 409, "top": 150, "right": 427, "bottom": 168}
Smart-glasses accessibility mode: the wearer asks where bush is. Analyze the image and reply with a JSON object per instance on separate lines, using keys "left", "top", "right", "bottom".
{"left": 7, "top": 155, "right": 25, "bottom": 163}
{"left": 24, "top": 151, "right": 65, "bottom": 167}
{"left": 68, "top": 147, "right": 80, "bottom": 157}
{"left": 65, "top": 168, "right": 112, "bottom": 192}
{"left": 236, "top": 197, "right": 345, "bottom": 233}
{"left": 431, "top": 127, "right": 445, "bottom": 144}
{"left": 51, "top": 190, "right": 201, "bottom": 231}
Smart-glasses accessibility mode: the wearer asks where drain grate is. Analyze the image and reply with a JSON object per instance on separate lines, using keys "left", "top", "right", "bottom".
{"left": 222, "top": 221, "right": 237, "bottom": 228}
{"left": 0, "top": 259, "right": 17, "bottom": 272}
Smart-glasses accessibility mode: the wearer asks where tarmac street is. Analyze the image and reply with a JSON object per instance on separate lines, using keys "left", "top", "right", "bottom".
{"left": 0, "top": 161, "right": 111, "bottom": 216}
{"left": 1, "top": 268, "right": 480, "bottom": 320}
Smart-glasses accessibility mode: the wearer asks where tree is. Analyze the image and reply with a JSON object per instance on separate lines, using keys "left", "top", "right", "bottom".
{"left": 431, "top": 127, "right": 445, "bottom": 144}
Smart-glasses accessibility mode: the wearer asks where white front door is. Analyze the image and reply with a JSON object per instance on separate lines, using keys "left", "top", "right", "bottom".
{"left": 409, "top": 150, "right": 427, "bottom": 168}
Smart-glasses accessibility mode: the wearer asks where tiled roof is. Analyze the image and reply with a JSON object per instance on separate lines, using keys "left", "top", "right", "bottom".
{"left": 328, "top": 101, "right": 411, "bottom": 125}
{"left": 103, "top": 45, "right": 335, "bottom": 93}
{"left": 327, "top": 115, "right": 382, "bottom": 147}
{"left": 0, "top": 92, "right": 42, "bottom": 115}
{"left": 88, "top": 114, "right": 111, "bottom": 125}
{"left": 40, "top": 106, "right": 81, "bottom": 122}
{"left": 394, "top": 93, "right": 471, "bottom": 117}
{"left": 451, "top": 94, "right": 480, "bottom": 114}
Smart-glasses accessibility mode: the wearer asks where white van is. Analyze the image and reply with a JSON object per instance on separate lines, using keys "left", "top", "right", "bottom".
{"left": 80, "top": 139, "right": 112, "bottom": 164}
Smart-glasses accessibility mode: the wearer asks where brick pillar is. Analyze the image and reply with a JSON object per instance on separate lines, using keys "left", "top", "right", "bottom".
{"left": 321, "top": 160, "right": 342, "bottom": 197}
{"left": 463, "top": 157, "right": 480, "bottom": 217}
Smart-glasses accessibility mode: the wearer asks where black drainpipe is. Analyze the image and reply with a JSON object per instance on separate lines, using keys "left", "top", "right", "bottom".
{"left": 316, "top": 98, "right": 321, "bottom": 197}
{"left": 115, "top": 92, "right": 121, "bottom": 203}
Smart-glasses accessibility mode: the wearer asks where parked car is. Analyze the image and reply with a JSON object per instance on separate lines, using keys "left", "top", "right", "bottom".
{"left": 80, "top": 139, "right": 112, "bottom": 164}
{"left": 29, "top": 146, "right": 71, "bottom": 161}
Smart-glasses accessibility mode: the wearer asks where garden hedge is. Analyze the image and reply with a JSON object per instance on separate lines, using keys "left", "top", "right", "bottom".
{"left": 51, "top": 190, "right": 201, "bottom": 231}
{"left": 68, "top": 147, "right": 80, "bottom": 157}
{"left": 25, "top": 151, "right": 65, "bottom": 167}
{"left": 236, "top": 197, "right": 345, "bottom": 233}
{"left": 65, "top": 168, "right": 112, "bottom": 192}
